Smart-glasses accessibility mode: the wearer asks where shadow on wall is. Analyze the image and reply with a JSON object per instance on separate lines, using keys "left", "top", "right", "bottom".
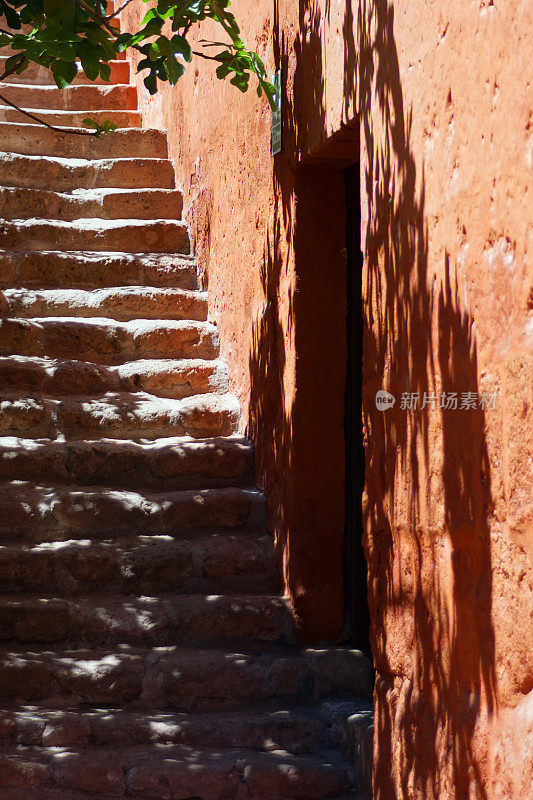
{"left": 250, "top": 0, "right": 498, "bottom": 796}
{"left": 354, "top": 1, "right": 497, "bottom": 798}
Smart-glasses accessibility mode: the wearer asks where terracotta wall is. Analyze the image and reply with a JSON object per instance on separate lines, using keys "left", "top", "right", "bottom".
{"left": 119, "top": 1, "right": 532, "bottom": 798}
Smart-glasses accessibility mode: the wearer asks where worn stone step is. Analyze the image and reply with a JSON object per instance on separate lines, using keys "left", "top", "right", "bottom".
{"left": 0, "top": 356, "right": 227, "bottom": 399}
{"left": 0, "top": 122, "right": 168, "bottom": 159}
{"left": 2, "top": 287, "right": 204, "bottom": 322}
{"left": 0, "top": 250, "right": 198, "bottom": 290}
{"left": 0, "top": 186, "right": 181, "bottom": 219}
{"left": 0, "top": 58, "right": 130, "bottom": 85}
{"left": 0, "top": 482, "right": 264, "bottom": 541}
{"left": 0, "top": 152, "right": 174, "bottom": 190}
{"left": 0, "top": 104, "right": 141, "bottom": 126}
{"left": 0, "top": 218, "right": 189, "bottom": 253}
{"left": 0, "top": 645, "right": 372, "bottom": 709}
{"left": 0, "top": 437, "right": 256, "bottom": 493}
{"left": 0, "top": 391, "right": 240, "bottom": 440}
{"left": 0, "top": 593, "right": 293, "bottom": 647}
{"left": 0, "top": 705, "right": 327, "bottom": 754}
{"left": 0, "top": 744, "right": 354, "bottom": 799}
{"left": 0, "top": 532, "right": 278, "bottom": 596}
{"left": 0, "top": 317, "right": 219, "bottom": 363}
{"left": 0, "top": 82, "right": 138, "bottom": 111}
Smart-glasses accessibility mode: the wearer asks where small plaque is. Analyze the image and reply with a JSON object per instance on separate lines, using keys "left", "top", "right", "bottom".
{"left": 271, "top": 70, "right": 282, "bottom": 156}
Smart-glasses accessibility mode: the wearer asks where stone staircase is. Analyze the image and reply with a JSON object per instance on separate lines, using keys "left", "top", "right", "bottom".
{"left": 0, "top": 15, "right": 372, "bottom": 800}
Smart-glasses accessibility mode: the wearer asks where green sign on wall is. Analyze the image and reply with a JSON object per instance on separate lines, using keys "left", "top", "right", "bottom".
{"left": 271, "top": 70, "right": 282, "bottom": 156}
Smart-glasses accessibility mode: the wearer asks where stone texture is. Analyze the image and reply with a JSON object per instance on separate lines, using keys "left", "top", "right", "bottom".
{"left": 0, "top": 187, "right": 182, "bottom": 220}
{"left": 0, "top": 317, "right": 219, "bottom": 363}
{"left": 0, "top": 34, "right": 370, "bottom": 799}
{"left": 0, "top": 57, "right": 130, "bottom": 86}
{"left": 0, "top": 82, "right": 137, "bottom": 111}
{"left": 0, "top": 218, "right": 189, "bottom": 253}
{"left": 119, "top": 0, "right": 532, "bottom": 797}
{"left": 0, "top": 437, "right": 255, "bottom": 490}
{"left": 1, "top": 287, "right": 205, "bottom": 321}
{"left": 0, "top": 250, "right": 197, "bottom": 290}
{"left": 0, "top": 356, "right": 227, "bottom": 398}
{"left": 0, "top": 152, "right": 174, "bottom": 190}
{"left": 0, "top": 105, "right": 141, "bottom": 127}
{"left": 0, "top": 122, "right": 168, "bottom": 159}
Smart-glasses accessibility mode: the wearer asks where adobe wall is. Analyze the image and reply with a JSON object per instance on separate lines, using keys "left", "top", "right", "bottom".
{"left": 119, "top": 1, "right": 532, "bottom": 798}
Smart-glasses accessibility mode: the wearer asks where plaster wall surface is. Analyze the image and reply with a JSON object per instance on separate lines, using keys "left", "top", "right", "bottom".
{"left": 119, "top": 1, "right": 532, "bottom": 798}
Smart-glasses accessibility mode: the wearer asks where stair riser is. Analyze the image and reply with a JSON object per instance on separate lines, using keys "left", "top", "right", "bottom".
{"left": 0, "top": 251, "right": 198, "bottom": 291}
{"left": 0, "top": 319, "right": 219, "bottom": 364}
{"left": 0, "top": 709, "right": 323, "bottom": 754}
{"left": 0, "top": 535, "right": 278, "bottom": 596}
{"left": 0, "top": 83, "right": 138, "bottom": 111}
{"left": 0, "top": 359, "right": 225, "bottom": 399}
{"left": 0, "top": 59, "right": 130, "bottom": 85}
{"left": 0, "top": 155, "right": 175, "bottom": 190}
{"left": 0, "top": 124, "right": 168, "bottom": 159}
{"left": 0, "top": 220, "right": 189, "bottom": 255}
{"left": 0, "top": 393, "right": 240, "bottom": 440}
{"left": 0, "top": 106, "right": 141, "bottom": 126}
{"left": 0, "top": 648, "right": 372, "bottom": 709}
{"left": 0, "top": 187, "right": 182, "bottom": 221}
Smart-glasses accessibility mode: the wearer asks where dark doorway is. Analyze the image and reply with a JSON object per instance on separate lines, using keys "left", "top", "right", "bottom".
{"left": 344, "top": 162, "right": 371, "bottom": 656}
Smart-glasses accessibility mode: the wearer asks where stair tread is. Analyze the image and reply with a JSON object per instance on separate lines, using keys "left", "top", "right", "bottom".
{"left": 0, "top": 315, "right": 220, "bottom": 363}
{"left": 0, "top": 355, "right": 226, "bottom": 398}
{"left": 0, "top": 480, "right": 263, "bottom": 539}
{"left": 0, "top": 702, "right": 354, "bottom": 757}
{"left": 0, "top": 187, "right": 182, "bottom": 220}
{"left": 0, "top": 249, "right": 198, "bottom": 290}
{"left": 0, "top": 530, "right": 277, "bottom": 595}
{"left": 1, "top": 287, "right": 206, "bottom": 322}
{"left": 0, "top": 743, "right": 354, "bottom": 800}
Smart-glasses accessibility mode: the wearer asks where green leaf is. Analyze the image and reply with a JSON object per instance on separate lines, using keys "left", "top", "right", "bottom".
{"left": 51, "top": 59, "right": 77, "bottom": 89}
{"left": 166, "top": 52, "right": 185, "bottom": 84}
{"left": 170, "top": 34, "right": 192, "bottom": 62}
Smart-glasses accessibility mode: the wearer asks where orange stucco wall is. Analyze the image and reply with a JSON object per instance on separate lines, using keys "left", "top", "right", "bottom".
{"left": 119, "top": 1, "right": 532, "bottom": 797}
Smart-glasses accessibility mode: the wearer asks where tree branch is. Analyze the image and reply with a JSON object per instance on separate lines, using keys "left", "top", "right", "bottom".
{"left": 106, "top": 0, "right": 136, "bottom": 20}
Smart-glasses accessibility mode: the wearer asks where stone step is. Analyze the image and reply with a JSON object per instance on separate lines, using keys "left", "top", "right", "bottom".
{"left": 0, "top": 186, "right": 181, "bottom": 219}
{"left": 0, "top": 317, "right": 219, "bottom": 363}
{"left": 0, "top": 82, "right": 138, "bottom": 111}
{"left": 0, "top": 152, "right": 174, "bottom": 190}
{"left": 0, "top": 482, "right": 264, "bottom": 542}
{"left": 0, "top": 744, "right": 354, "bottom": 799}
{"left": 0, "top": 593, "right": 293, "bottom": 647}
{"left": 0, "top": 391, "right": 241, "bottom": 440}
{"left": 0, "top": 104, "right": 141, "bottom": 127}
{"left": 0, "top": 123, "right": 168, "bottom": 159}
{"left": 0, "top": 532, "right": 278, "bottom": 596}
{"left": 0, "top": 437, "right": 256, "bottom": 493}
{"left": 1, "top": 287, "right": 205, "bottom": 322}
{"left": 0, "top": 705, "right": 328, "bottom": 754}
{"left": 0, "top": 250, "right": 198, "bottom": 290}
{"left": 0, "top": 58, "right": 130, "bottom": 85}
{"left": 0, "top": 218, "right": 189, "bottom": 254}
{"left": 0, "top": 356, "right": 227, "bottom": 399}
{"left": 0, "top": 645, "right": 372, "bottom": 709}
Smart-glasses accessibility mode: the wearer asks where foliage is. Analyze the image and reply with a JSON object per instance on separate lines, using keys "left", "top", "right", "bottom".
{"left": 0, "top": 0, "right": 276, "bottom": 135}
